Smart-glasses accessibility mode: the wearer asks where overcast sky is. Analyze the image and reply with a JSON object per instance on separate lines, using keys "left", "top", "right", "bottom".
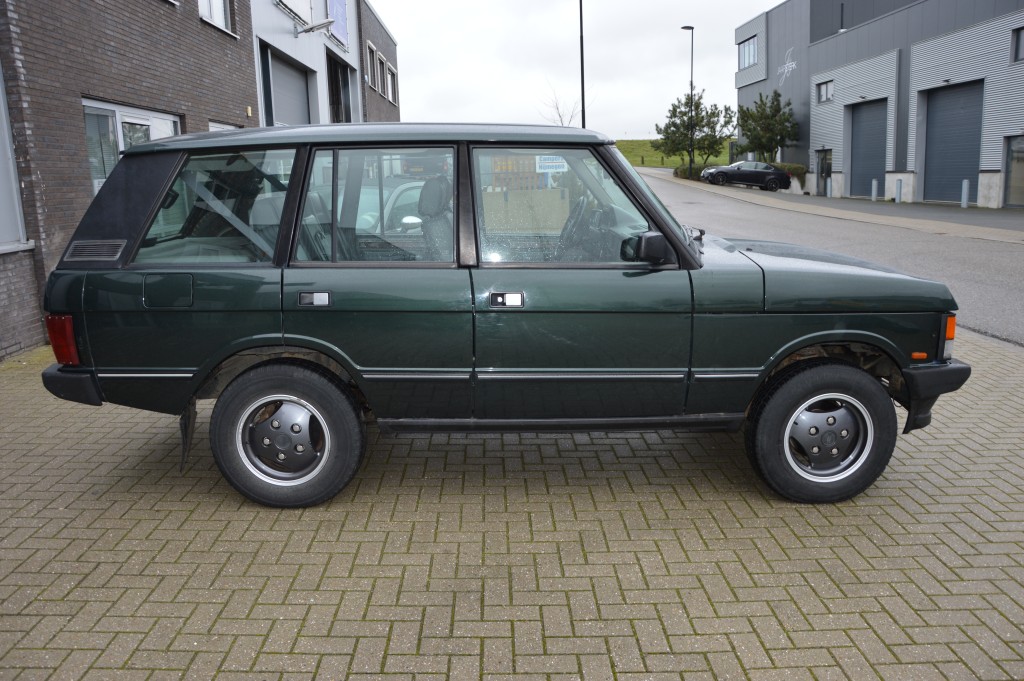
{"left": 368, "top": 0, "right": 782, "bottom": 139}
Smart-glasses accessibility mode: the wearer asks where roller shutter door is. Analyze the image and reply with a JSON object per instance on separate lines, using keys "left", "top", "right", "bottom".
{"left": 924, "top": 81, "right": 983, "bottom": 203}
{"left": 849, "top": 100, "right": 887, "bottom": 198}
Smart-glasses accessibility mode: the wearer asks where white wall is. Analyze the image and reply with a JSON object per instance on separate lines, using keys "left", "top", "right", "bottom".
{"left": 251, "top": 0, "right": 363, "bottom": 125}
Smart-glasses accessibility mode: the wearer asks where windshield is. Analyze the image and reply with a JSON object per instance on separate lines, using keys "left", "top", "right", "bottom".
{"left": 608, "top": 146, "right": 696, "bottom": 255}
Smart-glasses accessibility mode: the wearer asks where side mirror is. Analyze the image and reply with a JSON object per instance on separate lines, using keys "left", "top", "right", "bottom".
{"left": 398, "top": 215, "right": 423, "bottom": 233}
{"left": 621, "top": 231, "right": 675, "bottom": 265}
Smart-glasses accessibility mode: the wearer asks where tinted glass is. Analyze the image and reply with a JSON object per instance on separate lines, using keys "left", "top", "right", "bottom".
{"left": 134, "top": 148, "right": 295, "bottom": 264}
{"left": 295, "top": 147, "right": 455, "bottom": 263}
{"left": 473, "top": 147, "right": 650, "bottom": 264}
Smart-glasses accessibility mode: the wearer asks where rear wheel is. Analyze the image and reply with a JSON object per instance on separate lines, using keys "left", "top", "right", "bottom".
{"left": 746, "top": 362, "right": 896, "bottom": 503}
{"left": 765, "top": 178, "right": 781, "bottom": 191}
{"left": 210, "top": 363, "right": 364, "bottom": 507}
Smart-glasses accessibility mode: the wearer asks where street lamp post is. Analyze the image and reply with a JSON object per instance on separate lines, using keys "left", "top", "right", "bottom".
{"left": 580, "top": 0, "right": 586, "bottom": 128}
{"left": 681, "top": 25, "right": 694, "bottom": 179}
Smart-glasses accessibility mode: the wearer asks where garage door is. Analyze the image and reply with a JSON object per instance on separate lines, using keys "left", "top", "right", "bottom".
{"left": 924, "top": 81, "right": 983, "bottom": 203}
{"left": 849, "top": 100, "right": 887, "bottom": 197}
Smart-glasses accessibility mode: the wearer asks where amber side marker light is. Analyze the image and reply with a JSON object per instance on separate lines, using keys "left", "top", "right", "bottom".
{"left": 45, "top": 314, "right": 80, "bottom": 366}
{"left": 911, "top": 352, "right": 928, "bottom": 360}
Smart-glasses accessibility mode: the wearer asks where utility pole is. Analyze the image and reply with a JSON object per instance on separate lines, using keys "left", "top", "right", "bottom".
{"left": 682, "top": 25, "right": 694, "bottom": 179}
{"left": 580, "top": 0, "right": 586, "bottom": 128}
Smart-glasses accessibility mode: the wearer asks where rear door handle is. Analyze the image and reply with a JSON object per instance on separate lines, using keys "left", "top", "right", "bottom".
{"left": 489, "top": 292, "right": 524, "bottom": 308}
{"left": 298, "top": 291, "right": 331, "bottom": 306}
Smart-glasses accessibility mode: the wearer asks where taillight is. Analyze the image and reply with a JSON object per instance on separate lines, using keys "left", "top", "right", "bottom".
{"left": 45, "top": 314, "right": 81, "bottom": 366}
{"left": 943, "top": 314, "right": 957, "bottom": 360}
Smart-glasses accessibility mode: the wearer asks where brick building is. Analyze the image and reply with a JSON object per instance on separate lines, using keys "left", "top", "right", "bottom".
{"left": 358, "top": 0, "right": 399, "bottom": 122}
{"left": 0, "top": 0, "right": 401, "bottom": 360}
{"left": 0, "top": 0, "right": 259, "bottom": 358}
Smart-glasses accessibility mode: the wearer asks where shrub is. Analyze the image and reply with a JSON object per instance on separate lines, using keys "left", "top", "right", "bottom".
{"left": 673, "top": 164, "right": 709, "bottom": 180}
{"left": 774, "top": 162, "right": 807, "bottom": 186}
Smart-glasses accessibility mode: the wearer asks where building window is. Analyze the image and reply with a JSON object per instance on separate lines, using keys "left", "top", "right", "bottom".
{"left": 82, "top": 99, "right": 180, "bottom": 195}
{"left": 387, "top": 67, "right": 398, "bottom": 104}
{"left": 738, "top": 36, "right": 757, "bottom": 70}
{"left": 1015, "top": 28, "right": 1024, "bottom": 62}
{"left": 198, "top": 0, "right": 231, "bottom": 31}
{"left": 366, "top": 43, "right": 378, "bottom": 90}
{"left": 278, "top": 0, "right": 312, "bottom": 22}
{"left": 377, "top": 55, "right": 387, "bottom": 97}
{"left": 817, "top": 80, "right": 834, "bottom": 102}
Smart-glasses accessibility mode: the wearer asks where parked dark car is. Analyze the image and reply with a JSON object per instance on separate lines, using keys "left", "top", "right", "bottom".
{"left": 701, "top": 160, "right": 792, "bottom": 191}
{"left": 42, "top": 123, "right": 969, "bottom": 507}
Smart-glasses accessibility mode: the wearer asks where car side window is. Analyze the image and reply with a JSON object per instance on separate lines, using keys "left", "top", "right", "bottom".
{"left": 134, "top": 148, "right": 296, "bottom": 264}
{"left": 472, "top": 147, "right": 651, "bottom": 264}
{"left": 294, "top": 147, "right": 455, "bottom": 263}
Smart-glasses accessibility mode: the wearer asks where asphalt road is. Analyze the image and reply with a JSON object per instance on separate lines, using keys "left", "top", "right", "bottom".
{"left": 640, "top": 169, "right": 1024, "bottom": 347}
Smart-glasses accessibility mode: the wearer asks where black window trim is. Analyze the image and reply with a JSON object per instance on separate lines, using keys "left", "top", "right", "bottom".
{"left": 287, "top": 142, "right": 461, "bottom": 269}
{"left": 125, "top": 145, "right": 302, "bottom": 269}
{"left": 466, "top": 142, "right": 687, "bottom": 271}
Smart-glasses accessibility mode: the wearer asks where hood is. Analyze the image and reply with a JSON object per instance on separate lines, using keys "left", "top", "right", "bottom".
{"left": 731, "top": 239, "right": 957, "bottom": 313}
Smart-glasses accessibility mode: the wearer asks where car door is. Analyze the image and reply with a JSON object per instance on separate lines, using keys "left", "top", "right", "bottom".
{"left": 84, "top": 148, "right": 295, "bottom": 415}
{"left": 733, "top": 161, "right": 757, "bottom": 185}
{"left": 282, "top": 146, "right": 474, "bottom": 419}
{"left": 469, "top": 146, "right": 692, "bottom": 422}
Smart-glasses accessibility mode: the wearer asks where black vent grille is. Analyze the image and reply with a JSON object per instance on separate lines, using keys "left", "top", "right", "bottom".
{"left": 64, "top": 240, "right": 127, "bottom": 262}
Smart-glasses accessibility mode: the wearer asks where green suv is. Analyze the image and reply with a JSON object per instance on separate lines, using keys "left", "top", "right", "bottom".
{"left": 42, "top": 123, "right": 970, "bottom": 507}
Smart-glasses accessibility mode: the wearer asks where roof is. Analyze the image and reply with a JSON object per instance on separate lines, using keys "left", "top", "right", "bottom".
{"left": 125, "top": 122, "right": 614, "bottom": 155}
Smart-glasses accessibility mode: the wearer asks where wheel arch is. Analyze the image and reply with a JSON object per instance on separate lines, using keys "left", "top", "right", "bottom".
{"left": 193, "top": 344, "right": 370, "bottom": 414}
{"left": 749, "top": 335, "right": 909, "bottom": 416}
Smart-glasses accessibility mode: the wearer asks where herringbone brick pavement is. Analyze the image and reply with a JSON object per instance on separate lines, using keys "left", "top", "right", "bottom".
{"left": 1, "top": 329, "right": 1021, "bottom": 679}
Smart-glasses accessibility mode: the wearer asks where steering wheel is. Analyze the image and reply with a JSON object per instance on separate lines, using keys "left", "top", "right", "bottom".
{"left": 555, "top": 197, "right": 587, "bottom": 258}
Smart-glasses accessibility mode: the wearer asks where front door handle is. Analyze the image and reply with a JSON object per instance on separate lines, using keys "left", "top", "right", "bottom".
{"left": 489, "top": 292, "right": 524, "bottom": 308}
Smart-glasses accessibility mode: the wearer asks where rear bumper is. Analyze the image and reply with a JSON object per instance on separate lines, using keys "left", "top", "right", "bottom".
{"left": 901, "top": 359, "right": 971, "bottom": 433}
{"left": 42, "top": 364, "right": 103, "bottom": 406}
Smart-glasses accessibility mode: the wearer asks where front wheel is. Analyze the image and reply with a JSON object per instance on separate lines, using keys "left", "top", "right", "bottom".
{"left": 210, "top": 363, "right": 364, "bottom": 507}
{"left": 746, "top": 363, "right": 897, "bottom": 503}
{"left": 712, "top": 173, "right": 727, "bottom": 186}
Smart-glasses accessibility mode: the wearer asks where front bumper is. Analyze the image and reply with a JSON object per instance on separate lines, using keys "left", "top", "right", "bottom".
{"left": 901, "top": 359, "right": 971, "bottom": 433}
{"left": 42, "top": 364, "right": 103, "bottom": 406}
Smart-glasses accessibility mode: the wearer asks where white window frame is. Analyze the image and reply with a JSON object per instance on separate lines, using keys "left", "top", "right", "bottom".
{"left": 738, "top": 36, "right": 757, "bottom": 70}
{"left": 366, "top": 42, "right": 378, "bottom": 90}
{"left": 377, "top": 54, "right": 388, "bottom": 97}
{"left": 817, "top": 80, "right": 834, "bottom": 102}
{"left": 198, "top": 0, "right": 232, "bottom": 32}
{"left": 278, "top": 0, "right": 312, "bottom": 22}
{"left": 82, "top": 99, "right": 181, "bottom": 194}
{"left": 386, "top": 66, "right": 398, "bottom": 104}
{"left": 0, "top": 70, "right": 28, "bottom": 251}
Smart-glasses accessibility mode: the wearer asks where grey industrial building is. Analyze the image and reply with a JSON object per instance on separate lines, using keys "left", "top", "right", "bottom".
{"left": 735, "top": 0, "right": 1024, "bottom": 208}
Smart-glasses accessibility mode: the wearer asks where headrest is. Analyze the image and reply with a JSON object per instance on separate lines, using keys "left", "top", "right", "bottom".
{"left": 418, "top": 177, "right": 451, "bottom": 218}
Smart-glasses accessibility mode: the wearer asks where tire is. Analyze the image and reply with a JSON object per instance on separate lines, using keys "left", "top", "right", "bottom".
{"left": 210, "top": 363, "right": 364, "bottom": 507}
{"left": 712, "top": 173, "right": 727, "bottom": 186}
{"left": 746, "top": 362, "right": 897, "bottom": 503}
{"left": 765, "top": 178, "right": 780, "bottom": 192}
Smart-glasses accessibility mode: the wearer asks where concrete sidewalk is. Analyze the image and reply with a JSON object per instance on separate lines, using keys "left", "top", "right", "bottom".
{"left": 2, "top": 329, "right": 1022, "bottom": 679}
{"left": 639, "top": 168, "right": 1024, "bottom": 245}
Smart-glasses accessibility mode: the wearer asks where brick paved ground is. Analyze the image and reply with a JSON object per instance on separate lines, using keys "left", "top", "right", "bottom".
{"left": 1, "top": 329, "right": 1022, "bottom": 680}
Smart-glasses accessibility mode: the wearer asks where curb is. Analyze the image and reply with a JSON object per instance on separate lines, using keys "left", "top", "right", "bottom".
{"left": 638, "top": 168, "right": 1024, "bottom": 245}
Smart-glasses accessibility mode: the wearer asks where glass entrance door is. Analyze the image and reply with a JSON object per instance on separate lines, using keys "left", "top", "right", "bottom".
{"left": 816, "top": 149, "right": 832, "bottom": 196}
{"left": 1006, "top": 137, "right": 1024, "bottom": 207}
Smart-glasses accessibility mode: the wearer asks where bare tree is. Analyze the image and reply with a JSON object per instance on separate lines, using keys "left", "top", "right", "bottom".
{"left": 540, "top": 87, "right": 581, "bottom": 127}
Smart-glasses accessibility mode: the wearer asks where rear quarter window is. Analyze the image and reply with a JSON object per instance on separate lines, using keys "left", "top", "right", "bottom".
{"left": 133, "top": 148, "right": 296, "bottom": 265}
